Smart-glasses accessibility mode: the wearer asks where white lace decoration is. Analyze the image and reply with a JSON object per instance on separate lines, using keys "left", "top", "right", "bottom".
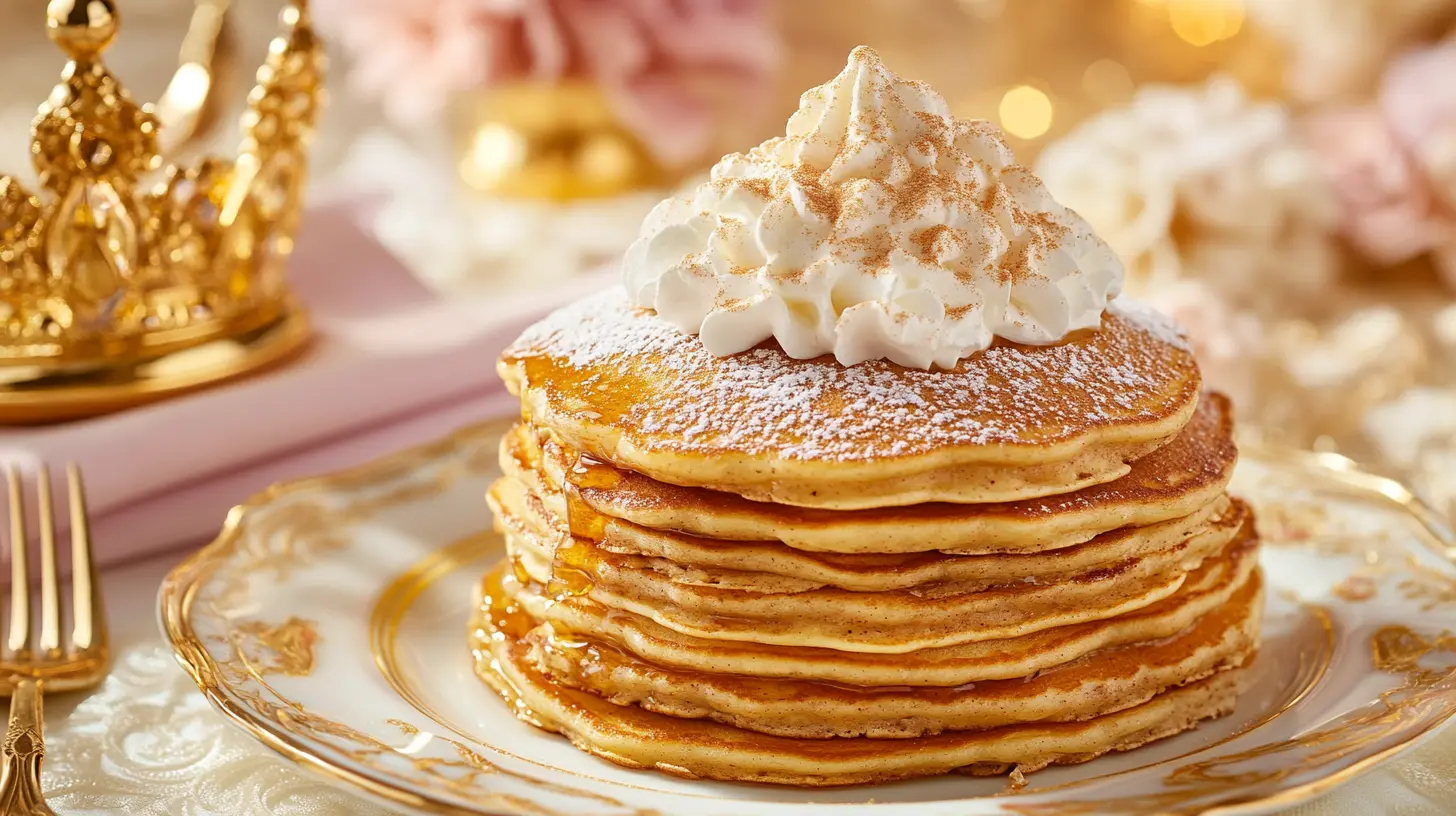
{"left": 42, "top": 645, "right": 395, "bottom": 816}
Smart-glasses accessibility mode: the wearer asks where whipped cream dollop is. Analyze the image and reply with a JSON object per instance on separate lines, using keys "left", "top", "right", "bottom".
{"left": 622, "top": 46, "right": 1124, "bottom": 369}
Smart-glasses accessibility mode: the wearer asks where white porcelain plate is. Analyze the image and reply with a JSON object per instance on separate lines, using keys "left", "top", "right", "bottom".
{"left": 160, "top": 420, "right": 1456, "bottom": 816}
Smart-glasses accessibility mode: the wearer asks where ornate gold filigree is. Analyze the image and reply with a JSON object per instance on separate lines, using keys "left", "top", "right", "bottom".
{"left": 232, "top": 618, "right": 319, "bottom": 677}
{"left": 1244, "top": 449, "right": 1456, "bottom": 610}
{"left": 1370, "top": 625, "right": 1456, "bottom": 673}
{"left": 1002, "top": 442, "right": 1456, "bottom": 816}
{"left": 1397, "top": 558, "right": 1456, "bottom": 611}
{"left": 221, "top": 1, "right": 323, "bottom": 303}
{"left": 0, "top": 722, "right": 49, "bottom": 815}
{"left": 0, "top": 681, "right": 51, "bottom": 815}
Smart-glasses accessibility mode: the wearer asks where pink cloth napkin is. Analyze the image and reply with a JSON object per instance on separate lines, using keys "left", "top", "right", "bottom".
{"left": 0, "top": 202, "right": 609, "bottom": 566}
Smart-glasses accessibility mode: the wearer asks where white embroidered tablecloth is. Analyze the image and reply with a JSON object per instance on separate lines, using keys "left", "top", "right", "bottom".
{"left": 39, "top": 557, "right": 397, "bottom": 815}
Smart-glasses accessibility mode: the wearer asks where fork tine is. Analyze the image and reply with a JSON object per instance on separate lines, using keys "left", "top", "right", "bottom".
{"left": 37, "top": 466, "right": 61, "bottom": 658}
{"left": 6, "top": 463, "right": 31, "bottom": 657}
{"left": 67, "top": 464, "right": 103, "bottom": 654}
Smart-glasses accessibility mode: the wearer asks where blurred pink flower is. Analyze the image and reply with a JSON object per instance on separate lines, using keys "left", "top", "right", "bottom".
{"left": 313, "top": 0, "right": 500, "bottom": 125}
{"left": 1304, "top": 38, "right": 1456, "bottom": 288}
{"left": 314, "top": 0, "right": 779, "bottom": 166}
{"left": 1382, "top": 39, "right": 1456, "bottom": 288}
{"left": 1303, "top": 106, "right": 1446, "bottom": 267}
{"left": 1381, "top": 39, "right": 1456, "bottom": 211}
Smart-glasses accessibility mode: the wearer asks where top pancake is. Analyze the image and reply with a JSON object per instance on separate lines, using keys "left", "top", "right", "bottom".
{"left": 499, "top": 290, "right": 1202, "bottom": 509}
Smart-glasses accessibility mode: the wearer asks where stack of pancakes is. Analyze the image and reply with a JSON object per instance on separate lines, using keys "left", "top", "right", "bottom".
{"left": 476, "top": 290, "right": 1262, "bottom": 786}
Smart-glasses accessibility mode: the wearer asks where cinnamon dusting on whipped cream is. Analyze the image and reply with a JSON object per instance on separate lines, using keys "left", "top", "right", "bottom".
{"left": 623, "top": 46, "right": 1124, "bottom": 369}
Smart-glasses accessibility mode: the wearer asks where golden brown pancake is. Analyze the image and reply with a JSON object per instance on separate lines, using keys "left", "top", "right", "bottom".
{"left": 479, "top": 43, "right": 1263, "bottom": 784}
{"left": 492, "top": 466, "right": 1246, "bottom": 595}
{"left": 504, "top": 392, "right": 1238, "bottom": 555}
{"left": 474, "top": 585, "right": 1252, "bottom": 786}
{"left": 498, "top": 502, "right": 1240, "bottom": 654}
{"left": 522, "top": 569, "right": 1261, "bottom": 739}
{"left": 497, "top": 526, "right": 1260, "bottom": 688}
{"left": 499, "top": 290, "right": 1202, "bottom": 509}
{"left": 506, "top": 536, "right": 1193, "bottom": 653}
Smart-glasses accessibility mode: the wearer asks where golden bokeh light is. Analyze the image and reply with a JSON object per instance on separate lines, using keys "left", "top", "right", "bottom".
{"left": 1168, "top": 0, "right": 1244, "bottom": 47}
{"left": 999, "top": 85, "right": 1054, "bottom": 139}
{"left": 459, "top": 122, "right": 528, "bottom": 191}
{"left": 1082, "top": 59, "right": 1135, "bottom": 104}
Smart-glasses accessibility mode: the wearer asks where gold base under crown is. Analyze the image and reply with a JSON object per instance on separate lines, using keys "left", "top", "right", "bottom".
{"left": 0, "top": 0, "right": 322, "bottom": 423}
{"left": 0, "top": 302, "right": 308, "bottom": 424}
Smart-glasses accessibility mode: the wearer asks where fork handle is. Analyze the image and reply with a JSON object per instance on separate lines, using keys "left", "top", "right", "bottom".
{"left": 0, "top": 679, "right": 53, "bottom": 815}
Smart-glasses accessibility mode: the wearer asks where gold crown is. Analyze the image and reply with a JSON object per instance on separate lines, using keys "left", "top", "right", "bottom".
{"left": 0, "top": 0, "right": 322, "bottom": 423}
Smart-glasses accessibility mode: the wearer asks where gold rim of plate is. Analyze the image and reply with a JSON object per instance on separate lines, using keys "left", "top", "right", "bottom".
{"left": 0, "top": 301, "right": 310, "bottom": 424}
{"left": 158, "top": 421, "right": 1456, "bottom": 815}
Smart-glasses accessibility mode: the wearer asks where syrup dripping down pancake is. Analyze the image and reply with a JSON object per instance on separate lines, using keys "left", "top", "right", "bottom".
{"left": 497, "top": 466, "right": 1240, "bottom": 606}
{"left": 505, "top": 392, "right": 1237, "bottom": 555}
{"left": 506, "top": 536, "right": 1192, "bottom": 653}
{"left": 503, "top": 532, "right": 1259, "bottom": 688}
{"left": 498, "top": 290, "right": 1202, "bottom": 509}
{"left": 497, "top": 502, "right": 1238, "bottom": 653}
{"left": 473, "top": 579, "right": 1251, "bottom": 786}
{"left": 491, "top": 465, "right": 1244, "bottom": 595}
{"left": 520, "top": 565, "right": 1261, "bottom": 739}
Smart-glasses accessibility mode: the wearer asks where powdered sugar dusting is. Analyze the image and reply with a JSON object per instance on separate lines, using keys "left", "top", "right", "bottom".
{"left": 1108, "top": 295, "right": 1193, "bottom": 353}
{"left": 502, "top": 290, "right": 1200, "bottom": 462}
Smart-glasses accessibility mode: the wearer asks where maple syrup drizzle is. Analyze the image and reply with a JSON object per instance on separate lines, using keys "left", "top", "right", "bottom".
{"left": 509, "top": 556, "right": 535, "bottom": 588}
{"left": 563, "top": 492, "right": 608, "bottom": 542}
{"left": 493, "top": 574, "right": 1258, "bottom": 706}
{"left": 536, "top": 452, "right": 628, "bottom": 601}
{"left": 567, "top": 452, "right": 625, "bottom": 491}
{"left": 479, "top": 568, "right": 536, "bottom": 641}
{"left": 526, "top": 569, "right": 1261, "bottom": 709}
{"left": 546, "top": 535, "right": 597, "bottom": 599}
{"left": 559, "top": 452, "right": 619, "bottom": 540}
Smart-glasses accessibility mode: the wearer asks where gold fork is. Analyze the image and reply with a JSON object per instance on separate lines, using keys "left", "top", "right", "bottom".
{"left": 0, "top": 464, "right": 108, "bottom": 815}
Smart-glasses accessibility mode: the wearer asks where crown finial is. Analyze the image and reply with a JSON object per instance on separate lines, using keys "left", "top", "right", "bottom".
{"left": 46, "top": 0, "right": 119, "bottom": 59}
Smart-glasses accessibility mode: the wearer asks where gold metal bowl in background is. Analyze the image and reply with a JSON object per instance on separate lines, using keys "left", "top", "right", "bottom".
{"left": 455, "top": 81, "right": 666, "bottom": 202}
